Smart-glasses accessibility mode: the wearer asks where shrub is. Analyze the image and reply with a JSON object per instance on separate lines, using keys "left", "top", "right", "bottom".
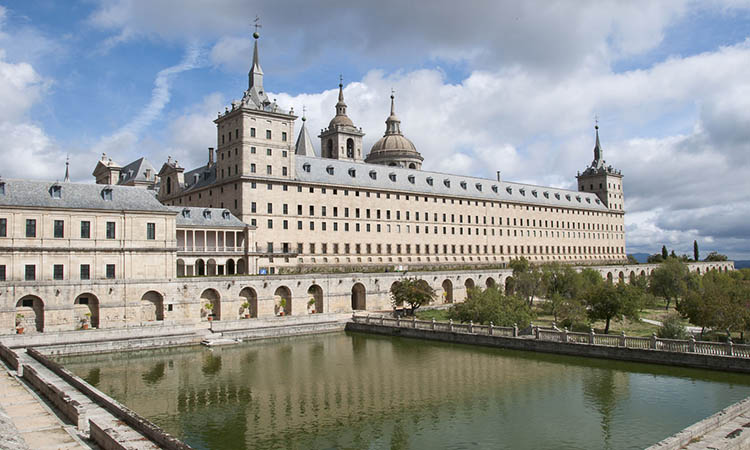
{"left": 657, "top": 314, "right": 689, "bottom": 340}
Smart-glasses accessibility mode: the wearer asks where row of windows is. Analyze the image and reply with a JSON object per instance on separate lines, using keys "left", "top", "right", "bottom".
{"left": 247, "top": 202, "right": 623, "bottom": 232}
{"left": 220, "top": 128, "right": 287, "bottom": 145}
{"left": 263, "top": 242, "right": 625, "bottom": 257}
{"left": 1, "top": 219, "right": 156, "bottom": 240}
{"left": 3, "top": 263, "right": 116, "bottom": 281}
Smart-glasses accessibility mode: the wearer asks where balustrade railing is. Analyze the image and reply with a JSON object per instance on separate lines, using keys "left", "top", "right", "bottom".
{"left": 350, "top": 314, "right": 750, "bottom": 360}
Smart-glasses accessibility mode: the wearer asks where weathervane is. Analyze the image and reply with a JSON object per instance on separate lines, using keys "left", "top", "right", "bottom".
{"left": 253, "top": 16, "right": 262, "bottom": 38}
{"left": 594, "top": 115, "right": 599, "bottom": 129}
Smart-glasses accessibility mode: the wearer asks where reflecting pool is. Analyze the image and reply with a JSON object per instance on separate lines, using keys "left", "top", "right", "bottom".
{"left": 57, "top": 332, "right": 750, "bottom": 450}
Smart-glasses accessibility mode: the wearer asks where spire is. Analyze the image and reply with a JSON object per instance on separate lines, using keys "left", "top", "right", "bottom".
{"left": 593, "top": 121, "right": 603, "bottom": 165}
{"left": 335, "top": 75, "right": 347, "bottom": 116}
{"left": 64, "top": 155, "right": 70, "bottom": 182}
{"left": 385, "top": 90, "right": 401, "bottom": 135}
{"left": 295, "top": 106, "right": 317, "bottom": 157}
{"left": 248, "top": 31, "right": 264, "bottom": 91}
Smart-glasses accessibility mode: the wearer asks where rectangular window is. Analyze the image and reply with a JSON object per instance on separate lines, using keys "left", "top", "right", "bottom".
{"left": 267, "top": 203, "right": 273, "bottom": 214}
{"left": 106, "top": 221, "right": 116, "bottom": 239}
{"left": 80, "top": 221, "right": 91, "bottom": 238}
{"left": 106, "top": 264, "right": 115, "bottom": 279}
{"left": 251, "top": 163, "right": 256, "bottom": 173}
{"left": 282, "top": 131, "right": 287, "bottom": 141}
{"left": 0, "top": 218, "right": 6, "bottom": 237}
{"left": 147, "top": 223, "right": 156, "bottom": 240}
{"left": 53, "top": 264, "right": 64, "bottom": 280}
{"left": 0, "top": 265, "right": 5, "bottom": 281}
{"left": 266, "top": 130, "right": 272, "bottom": 139}
{"left": 25, "top": 264, "right": 35, "bottom": 281}
{"left": 26, "top": 219, "right": 36, "bottom": 238}
{"left": 267, "top": 219, "right": 273, "bottom": 229}
{"left": 80, "top": 264, "right": 90, "bottom": 280}
{"left": 282, "top": 167, "right": 288, "bottom": 176}
{"left": 250, "top": 128, "right": 256, "bottom": 137}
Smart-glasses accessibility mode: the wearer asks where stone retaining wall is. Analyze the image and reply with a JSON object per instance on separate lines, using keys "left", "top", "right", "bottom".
{"left": 345, "top": 322, "right": 750, "bottom": 373}
{"left": 21, "top": 363, "right": 87, "bottom": 432}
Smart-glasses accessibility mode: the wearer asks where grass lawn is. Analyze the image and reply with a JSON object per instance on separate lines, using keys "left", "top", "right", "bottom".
{"left": 415, "top": 309, "right": 451, "bottom": 322}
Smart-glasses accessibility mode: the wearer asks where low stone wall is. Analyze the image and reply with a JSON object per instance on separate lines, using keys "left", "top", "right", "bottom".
{"left": 38, "top": 333, "right": 203, "bottom": 357}
{"left": 26, "top": 348, "right": 191, "bottom": 450}
{"left": 221, "top": 320, "right": 345, "bottom": 341}
{"left": 646, "top": 396, "right": 750, "bottom": 449}
{"left": 21, "top": 363, "right": 87, "bottom": 432}
{"left": 0, "top": 343, "right": 19, "bottom": 372}
{"left": 346, "top": 322, "right": 750, "bottom": 373}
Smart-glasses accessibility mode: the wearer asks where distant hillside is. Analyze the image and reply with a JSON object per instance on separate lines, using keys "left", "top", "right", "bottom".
{"left": 630, "top": 253, "right": 650, "bottom": 263}
{"left": 734, "top": 260, "right": 750, "bottom": 269}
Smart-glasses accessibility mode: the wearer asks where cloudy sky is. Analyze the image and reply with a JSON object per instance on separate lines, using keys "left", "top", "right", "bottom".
{"left": 1, "top": 1, "right": 750, "bottom": 259}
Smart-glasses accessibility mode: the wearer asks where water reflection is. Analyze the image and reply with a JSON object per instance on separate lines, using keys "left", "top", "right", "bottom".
{"left": 57, "top": 332, "right": 750, "bottom": 450}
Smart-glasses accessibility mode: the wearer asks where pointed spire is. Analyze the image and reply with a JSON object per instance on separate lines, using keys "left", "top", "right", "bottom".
{"left": 385, "top": 90, "right": 401, "bottom": 135}
{"left": 64, "top": 155, "right": 70, "bottom": 182}
{"left": 295, "top": 106, "right": 317, "bottom": 157}
{"left": 593, "top": 121, "right": 603, "bottom": 164}
{"left": 248, "top": 26, "right": 264, "bottom": 91}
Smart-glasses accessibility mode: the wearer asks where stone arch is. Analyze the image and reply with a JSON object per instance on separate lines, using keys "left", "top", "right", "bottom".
{"left": 239, "top": 287, "right": 258, "bottom": 318}
{"left": 607, "top": 272, "right": 614, "bottom": 283}
{"left": 640, "top": 269, "right": 646, "bottom": 277}
{"left": 307, "top": 284, "right": 324, "bottom": 314}
{"left": 505, "top": 277, "right": 515, "bottom": 295}
{"left": 486, "top": 277, "right": 496, "bottom": 288}
{"left": 629, "top": 271, "right": 636, "bottom": 284}
{"left": 16, "top": 295, "right": 44, "bottom": 333}
{"left": 274, "top": 286, "right": 292, "bottom": 316}
{"left": 226, "top": 259, "right": 236, "bottom": 275}
{"left": 442, "top": 279, "right": 453, "bottom": 304}
{"left": 408, "top": 163, "right": 416, "bottom": 169}
{"left": 346, "top": 138, "right": 354, "bottom": 158}
{"left": 176, "top": 259, "right": 186, "bottom": 277}
{"left": 200, "top": 288, "right": 221, "bottom": 320}
{"left": 74, "top": 293, "right": 100, "bottom": 329}
{"left": 207, "top": 259, "right": 217, "bottom": 276}
{"left": 696, "top": 267, "right": 701, "bottom": 274}
{"left": 351, "top": 283, "right": 366, "bottom": 311}
{"left": 618, "top": 271, "right": 625, "bottom": 284}
{"left": 141, "top": 291, "right": 164, "bottom": 322}
{"left": 464, "top": 278, "right": 475, "bottom": 290}
{"left": 196, "top": 259, "right": 206, "bottom": 276}
{"left": 237, "top": 259, "right": 246, "bottom": 275}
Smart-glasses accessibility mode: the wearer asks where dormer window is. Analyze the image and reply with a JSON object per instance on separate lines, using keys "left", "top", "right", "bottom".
{"left": 506, "top": 186, "right": 513, "bottom": 194}
{"left": 389, "top": 173, "right": 397, "bottom": 182}
{"left": 491, "top": 185, "right": 498, "bottom": 193}
{"left": 595, "top": 199, "right": 601, "bottom": 204}
{"left": 303, "top": 163, "right": 311, "bottom": 173}
{"left": 543, "top": 191, "right": 549, "bottom": 198}
{"left": 443, "top": 179, "right": 451, "bottom": 188}
{"left": 348, "top": 168, "right": 356, "bottom": 177}
{"left": 203, "top": 209, "right": 212, "bottom": 219}
{"left": 460, "top": 181, "right": 467, "bottom": 189}
{"left": 101, "top": 187, "right": 113, "bottom": 201}
{"left": 326, "top": 166, "right": 334, "bottom": 175}
{"left": 565, "top": 194, "right": 571, "bottom": 201}
{"left": 585, "top": 197, "right": 591, "bottom": 203}
{"left": 475, "top": 183, "right": 482, "bottom": 191}
{"left": 182, "top": 208, "right": 191, "bottom": 218}
{"left": 426, "top": 177, "right": 434, "bottom": 186}
{"left": 369, "top": 170, "right": 377, "bottom": 180}
{"left": 575, "top": 195, "right": 581, "bottom": 202}
{"left": 532, "top": 190, "right": 538, "bottom": 197}
{"left": 554, "top": 193, "right": 561, "bottom": 200}
{"left": 408, "top": 175, "right": 415, "bottom": 184}
{"left": 0, "top": 181, "right": 5, "bottom": 195}
{"left": 519, "top": 188, "right": 526, "bottom": 196}
{"left": 50, "top": 185, "right": 61, "bottom": 199}
{"left": 222, "top": 210, "right": 231, "bottom": 219}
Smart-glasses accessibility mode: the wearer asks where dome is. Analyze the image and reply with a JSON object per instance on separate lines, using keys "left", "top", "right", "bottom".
{"left": 329, "top": 114, "right": 354, "bottom": 128}
{"left": 370, "top": 134, "right": 417, "bottom": 153}
{"left": 365, "top": 93, "right": 423, "bottom": 169}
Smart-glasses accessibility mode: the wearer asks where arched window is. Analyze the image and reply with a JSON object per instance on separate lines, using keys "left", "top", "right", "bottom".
{"left": 327, "top": 139, "right": 333, "bottom": 158}
{"left": 346, "top": 138, "right": 354, "bottom": 158}
{"left": 166, "top": 177, "right": 172, "bottom": 194}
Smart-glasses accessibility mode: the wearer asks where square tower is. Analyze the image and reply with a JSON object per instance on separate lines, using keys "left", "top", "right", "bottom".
{"left": 319, "top": 81, "right": 365, "bottom": 161}
{"left": 576, "top": 125, "right": 624, "bottom": 212}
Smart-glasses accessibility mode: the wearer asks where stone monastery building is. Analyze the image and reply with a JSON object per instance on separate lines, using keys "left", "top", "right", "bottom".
{"left": 94, "top": 32, "right": 624, "bottom": 276}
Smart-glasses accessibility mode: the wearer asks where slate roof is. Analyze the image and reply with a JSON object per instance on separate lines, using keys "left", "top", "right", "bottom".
{"left": 169, "top": 206, "right": 248, "bottom": 228}
{"left": 295, "top": 120, "right": 317, "bottom": 157}
{"left": 182, "top": 164, "right": 217, "bottom": 192}
{"left": 0, "top": 178, "right": 173, "bottom": 213}
{"left": 117, "top": 157, "right": 157, "bottom": 185}
{"left": 294, "top": 157, "right": 608, "bottom": 211}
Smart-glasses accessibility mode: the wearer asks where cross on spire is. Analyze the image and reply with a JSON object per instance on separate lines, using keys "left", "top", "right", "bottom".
{"left": 594, "top": 115, "right": 599, "bottom": 129}
{"left": 253, "top": 16, "right": 262, "bottom": 35}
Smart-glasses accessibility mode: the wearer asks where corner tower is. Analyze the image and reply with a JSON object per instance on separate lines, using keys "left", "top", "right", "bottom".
{"left": 576, "top": 124, "right": 624, "bottom": 211}
{"left": 319, "top": 78, "right": 364, "bottom": 161}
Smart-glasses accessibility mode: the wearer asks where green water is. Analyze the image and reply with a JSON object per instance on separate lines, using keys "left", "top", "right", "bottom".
{"left": 57, "top": 332, "right": 750, "bottom": 450}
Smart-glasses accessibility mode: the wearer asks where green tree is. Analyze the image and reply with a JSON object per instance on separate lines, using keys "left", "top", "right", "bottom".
{"left": 657, "top": 313, "right": 690, "bottom": 340}
{"left": 448, "top": 286, "right": 534, "bottom": 328}
{"left": 390, "top": 278, "right": 435, "bottom": 315}
{"left": 649, "top": 258, "right": 689, "bottom": 310}
{"left": 647, "top": 254, "right": 664, "bottom": 263}
{"left": 586, "top": 282, "right": 643, "bottom": 334}
{"left": 626, "top": 254, "right": 639, "bottom": 265}
{"left": 704, "top": 251, "right": 728, "bottom": 262}
{"left": 661, "top": 245, "right": 669, "bottom": 260}
{"left": 678, "top": 270, "right": 750, "bottom": 338}
{"left": 540, "top": 264, "right": 587, "bottom": 324}
{"left": 509, "top": 257, "right": 543, "bottom": 306}
{"left": 693, "top": 240, "right": 699, "bottom": 262}
{"left": 670, "top": 250, "right": 677, "bottom": 259}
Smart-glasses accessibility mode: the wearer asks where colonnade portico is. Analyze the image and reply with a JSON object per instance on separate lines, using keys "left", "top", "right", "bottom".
{"left": 0, "top": 261, "right": 735, "bottom": 334}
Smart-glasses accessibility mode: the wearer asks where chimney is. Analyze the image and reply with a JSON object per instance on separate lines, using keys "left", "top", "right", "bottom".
{"left": 208, "top": 147, "right": 214, "bottom": 166}
{"left": 145, "top": 169, "right": 152, "bottom": 179}
{"left": 496, "top": 171, "right": 501, "bottom": 182}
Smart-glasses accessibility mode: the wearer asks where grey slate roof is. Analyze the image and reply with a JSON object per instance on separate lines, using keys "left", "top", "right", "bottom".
{"left": 294, "top": 157, "right": 608, "bottom": 211}
{"left": 117, "top": 157, "right": 157, "bottom": 185}
{"left": 182, "top": 164, "right": 217, "bottom": 192}
{"left": 295, "top": 121, "right": 317, "bottom": 157}
{"left": 0, "top": 179, "right": 173, "bottom": 213}
{"left": 169, "top": 206, "right": 248, "bottom": 228}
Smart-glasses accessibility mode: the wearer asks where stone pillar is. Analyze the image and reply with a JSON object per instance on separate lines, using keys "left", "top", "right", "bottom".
{"left": 412, "top": 316, "right": 416, "bottom": 329}
{"left": 431, "top": 318, "right": 435, "bottom": 330}
{"left": 727, "top": 338, "right": 734, "bottom": 356}
{"left": 562, "top": 327, "right": 568, "bottom": 343}
{"left": 468, "top": 321, "right": 473, "bottom": 333}
{"left": 535, "top": 326, "right": 540, "bottom": 340}
{"left": 689, "top": 336, "right": 695, "bottom": 352}
{"left": 651, "top": 332, "right": 657, "bottom": 349}
{"left": 449, "top": 319, "right": 453, "bottom": 332}
{"left": 489, "top": 322, "right": 494, "bottom": 336}
{"left": 589, "top": 328, "right": 595, "bottom": 344}
{"left": 620, "top": 331, "right": 626, "bottom": 347}
{"left": 396, "top": 317, "right": 400, "bottom": 327}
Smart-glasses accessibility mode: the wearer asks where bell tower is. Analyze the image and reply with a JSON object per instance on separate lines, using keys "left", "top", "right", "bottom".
{"left": 319, "top": 77, "right": 365, "bottom": 161}
{"left": 576, "top": 123, "right": 624, "bottom": 211}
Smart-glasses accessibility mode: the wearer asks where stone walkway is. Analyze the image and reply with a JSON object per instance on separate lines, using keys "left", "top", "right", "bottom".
{"left": 0, "top": 362, "right": 92, "bottom": 449}
{"left": 683, "top": 409, "right": 750, "bottom": 449}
